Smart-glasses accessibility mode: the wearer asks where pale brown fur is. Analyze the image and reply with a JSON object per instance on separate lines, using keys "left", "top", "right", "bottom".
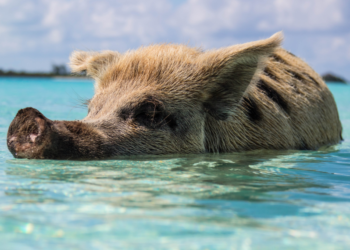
{"left": 205, "top": 48, "right": 342, "bottom": 151}
{"left": 7, "top": 32, "right": 342, "bottom": 160}
{"left": 71, "top": 32, "right": 341, "bottom": 153}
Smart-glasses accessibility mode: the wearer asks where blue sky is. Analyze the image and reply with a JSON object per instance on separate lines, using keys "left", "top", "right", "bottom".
{"left": 0, "top": 0, "right": 349, "bottom": 79}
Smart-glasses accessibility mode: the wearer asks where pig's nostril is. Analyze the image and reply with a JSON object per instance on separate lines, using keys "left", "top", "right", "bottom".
{"left": 7, "top": 137, "right": 16, "bottom": 149}
{"left": 29, "top": 134, "right": 38, "bottom": 143}
{"left": 7, "top": 136, "right": 18, "bottom": 155}
{"left": 8, "top": 136, "right": 17, "bottom": 143}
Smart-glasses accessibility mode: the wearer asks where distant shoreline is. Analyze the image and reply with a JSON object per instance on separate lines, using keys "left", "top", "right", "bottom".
{"left": 0, "top": 73, "right": 348, "bottom": 84}
{"left": 0, "top": 74, "right": 91, "bottom": 79}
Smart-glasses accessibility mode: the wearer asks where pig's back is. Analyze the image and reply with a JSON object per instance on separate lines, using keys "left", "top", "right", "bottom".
{"left": 204, "top": 48, "right": 342, "bottom": 152}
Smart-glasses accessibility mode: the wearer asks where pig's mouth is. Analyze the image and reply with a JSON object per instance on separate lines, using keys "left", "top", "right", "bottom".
{"left": 7, "top": 107, "right": 112, "bottom": 160}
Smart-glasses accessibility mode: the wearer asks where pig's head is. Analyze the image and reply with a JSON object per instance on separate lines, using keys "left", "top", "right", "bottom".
{"left": 7, "top": 32, "right": 282, "bottom": 160}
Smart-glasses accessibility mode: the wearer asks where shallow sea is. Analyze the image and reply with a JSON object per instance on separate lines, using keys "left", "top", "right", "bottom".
{"left": 0, "top": 77, "right": 349, "bottom": 250}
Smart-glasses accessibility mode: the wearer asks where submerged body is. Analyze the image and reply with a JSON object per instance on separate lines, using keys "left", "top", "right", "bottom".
{"left": 206, "top": 48, "right": 342, "bottom": 152}
{"left": 7, "top": 33, "right": 342, "bottom": 159}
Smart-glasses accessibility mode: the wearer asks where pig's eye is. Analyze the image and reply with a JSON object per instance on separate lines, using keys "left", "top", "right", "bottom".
{"left": 134, "top": 102, "right": 164, "bottom": 129}
{"left": 121, "top": 100, "right": 177, "bottom": 130}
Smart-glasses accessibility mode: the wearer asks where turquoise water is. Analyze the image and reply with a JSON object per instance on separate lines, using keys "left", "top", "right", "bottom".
{"left": 0, "top": 77, "right": 350, "bottom": 250}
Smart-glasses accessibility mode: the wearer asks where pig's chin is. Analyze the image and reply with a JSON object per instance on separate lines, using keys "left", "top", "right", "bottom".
{"left": 7, "top": 107, "right": 113, "bottom": 160}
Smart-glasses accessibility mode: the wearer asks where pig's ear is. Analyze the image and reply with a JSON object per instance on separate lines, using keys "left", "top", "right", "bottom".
{"left": 201, "top": 32, "right": 283, "bottom": 120}
{"left": 69, "top": 50, "right": 120, "bottom": 80}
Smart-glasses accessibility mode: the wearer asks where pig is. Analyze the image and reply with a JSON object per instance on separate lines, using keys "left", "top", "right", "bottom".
{"left": 7, "top": 32, "right": 342, "bottom": 160}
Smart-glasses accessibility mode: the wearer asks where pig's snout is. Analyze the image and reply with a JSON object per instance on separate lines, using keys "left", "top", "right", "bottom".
{"left": 7, "top": 108, "right": 52, "bottom": 159}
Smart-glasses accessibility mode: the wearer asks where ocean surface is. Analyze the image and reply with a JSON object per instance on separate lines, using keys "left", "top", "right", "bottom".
{"left": 0, "top": 77, "right": 349, "bottom": 250}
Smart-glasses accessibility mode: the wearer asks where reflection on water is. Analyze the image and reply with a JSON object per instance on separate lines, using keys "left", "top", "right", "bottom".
{"left": 3, "top": 150, "right": 350, "bottom": 213}
{"left": 1, "top": 148, "right": 350, "bottom": 249}
{"left": 4, "top": 150, "right": 331, "bottom": 206}
{"left": 1, "top": 79, "right": 350, "bottom": 249}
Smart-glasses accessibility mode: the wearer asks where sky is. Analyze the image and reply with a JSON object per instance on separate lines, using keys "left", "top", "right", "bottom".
{"left": 0, "top": 0, "right": 349, "bottom": 79}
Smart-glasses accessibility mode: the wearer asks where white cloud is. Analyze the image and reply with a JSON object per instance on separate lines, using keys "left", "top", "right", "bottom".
{"left": 0, "top": 0, "right": 347, "bottom": 50}
{"left": 0, "top": 0, "right": 349, "bottom": 78}
{"left": 41, "top": 1, "right": 74, "bottom": 27}
{"left": 170, "top": 0, "right": 243, "bottom": 47}
{"left": 308, "top": 35, "right": 350, "bottom": 63}
{"left": 259, "top": 0, "right": 344, "bottom": 31}
{"left": 175, "top": 0, "right": 345, "bottom": 38}
{"left": 84, "top": 0, "right": 172, "bottom": 43}
{"left": 0, "top": 39, "right": 22, "bottom": 53}
{"left": 0, "top": 26, "right": 8, "bottom": 34}
{"left": 47, "top": 29, "right": 63, "bottom": 43}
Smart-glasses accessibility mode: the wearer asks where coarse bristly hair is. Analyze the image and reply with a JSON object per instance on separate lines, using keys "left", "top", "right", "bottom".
{"left": 68, "top": 31, "right": 342, "bottom": 154}
{"left": 7, "top": 32, "right": 342, "bottom": 160}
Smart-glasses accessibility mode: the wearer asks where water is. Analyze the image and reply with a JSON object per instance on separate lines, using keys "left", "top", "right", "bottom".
{"left": 0, "top": 77, "right": 350, "bottom": 250}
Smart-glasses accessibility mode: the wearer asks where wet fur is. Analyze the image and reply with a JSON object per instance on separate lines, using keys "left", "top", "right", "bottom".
{"left": 7, "top": 32, "right": 342, "bottom": 159}
{"left": 70, "top": 32, "right": 341, "bottom": 154}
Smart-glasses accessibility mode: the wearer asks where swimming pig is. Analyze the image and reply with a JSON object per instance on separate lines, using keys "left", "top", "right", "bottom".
{"left": 7, "top": 32, "right": 342, "bottom": 160}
